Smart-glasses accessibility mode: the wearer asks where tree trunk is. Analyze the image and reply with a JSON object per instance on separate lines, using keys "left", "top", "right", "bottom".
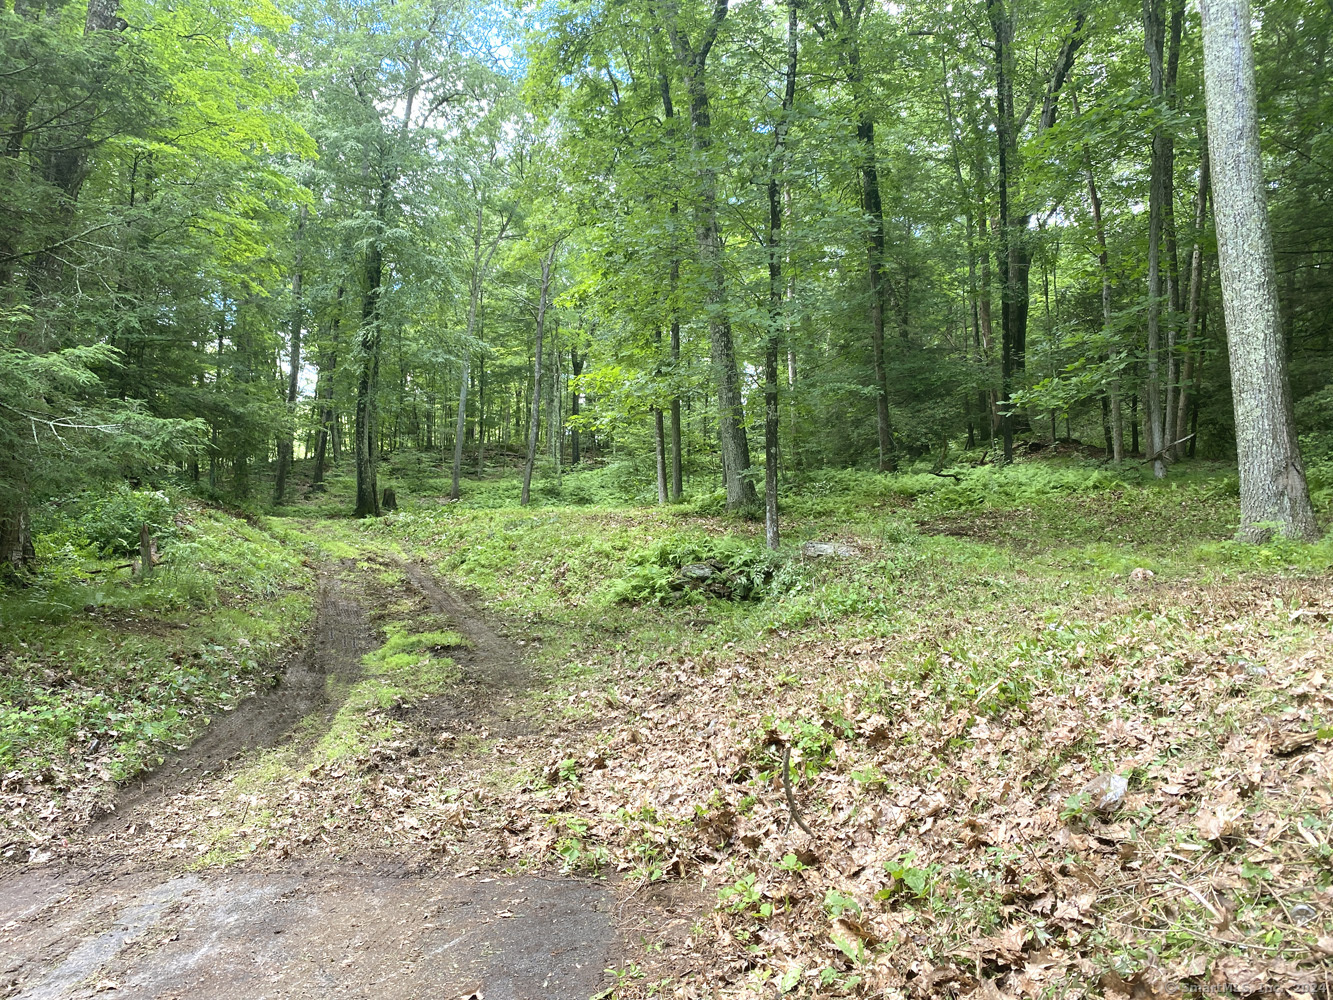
{"left": 0, "top": 507, "right": 35, "bottom": 574}
{"left": 451, "top": 206, "right": 506, "bottom": 500}
{"left": 476, "top": 350, "right": 486, "bottom": 477}
{"left": 654, "top": 407, "right": 669, "bottom": 504}
{"left": 762, "top": 0, "right": 798, "bottom": 550}
{"left": 1162, "top": 2, "right": 1185, "bottom": 458}
{"left": 312, "top": 287, "right": 344, "bottom": 487}
{"left": 663, "top": 1, "right": 757, "bottom": 512}
{"left": 987, "top": 0, "right": 1084, "bottom": 462}
{"left": 1143, "top": 0, "right": 1172, "bottom": 477}
{"left": 521, "top": 245, "right": 557, "bottom": 506}
{"left": 570, "top": 346, "right": 583, "bottom": 465}
{"left": 670, "top": 313, "right": 683, "bottom": 501}
{"left": 1200, "top": 0, "right": 1318, "bottom": 541}
{"left": 659, "top": 72, "right": 685, "bottom": 501}
{"left": 1177, "top": 138, "right": 1211, "bottom": 449}
{"left": 653, "top": 319, "right": 668, "bottom": 504}
{"left": 1074, "top": 89, "right": 1124, "bottom": 464}
{"left": 274, "top": 205, "right": 305, "bottom": 505}
{"left": 354, "top": 182, "right": 389, "bottom": 519}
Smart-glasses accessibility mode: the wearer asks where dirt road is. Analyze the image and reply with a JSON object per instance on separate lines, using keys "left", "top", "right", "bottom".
{"left": 0, "top": 560, "right": 623, "bottom": 1000}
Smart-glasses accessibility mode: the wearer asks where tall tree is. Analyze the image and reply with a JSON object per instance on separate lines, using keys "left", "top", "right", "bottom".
{"left": 657, "top": 0, "right": 757, "bottom": 512}
{"left": 521, "top": 243, "right": 558, "bottom": 506}
{"left": 815, "top": 0, "right": 898, "bottom": 472}
{"left": 1200, "top": 0, "right": 1318, "bottom": 541}
{"left": 986, "top": 0, "right": 1085, "bottom": 462}
{"left": 763, "top": 0, "right": 799, "bottom": 549}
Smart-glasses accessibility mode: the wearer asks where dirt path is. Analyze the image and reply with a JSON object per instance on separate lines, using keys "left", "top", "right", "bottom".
{"left": 0, "top": 559, "right": 622, "bottom": 1000}
{"left": 93, "top": 566, "right": 371, "bottom": 835}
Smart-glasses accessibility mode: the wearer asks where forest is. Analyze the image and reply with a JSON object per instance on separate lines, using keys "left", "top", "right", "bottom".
{"left": 2, "top": 0, "right": 1333, "bottom": 997}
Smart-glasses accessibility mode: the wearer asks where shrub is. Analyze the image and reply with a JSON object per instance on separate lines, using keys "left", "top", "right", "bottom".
{"left": 38, "top": 484, "right": 178, "bottom": 556}
{"left": 607, "top": 533, "right": 784, "bottom": 604}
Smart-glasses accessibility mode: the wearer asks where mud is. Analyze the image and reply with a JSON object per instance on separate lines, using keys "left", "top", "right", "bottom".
{"left": 2, "top": 559, "right": 629, "bottom": 999}
{"left": 396, "top": 559, "right": 531, "bottom": 734}
{"left": 0, "top": 869, "right": 617, "bottom": 999}
{"left": 94, "top": 569, "right": 372, "bottom": 833}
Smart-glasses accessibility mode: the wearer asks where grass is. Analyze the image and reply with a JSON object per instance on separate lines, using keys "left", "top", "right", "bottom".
{"left": 6, "top": 455, "right": 1331, "bottom": 995}
{"left": 0, "top": 502, "right": 315, "bottom": 792}
{"left": 325, "top": 454, "right": 1333, "bottom": 996}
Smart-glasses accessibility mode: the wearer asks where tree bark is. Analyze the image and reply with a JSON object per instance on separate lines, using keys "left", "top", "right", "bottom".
{"left": 1200, "top": 0, "right": 1318, "bottom": 541}
{"left": 0, "top": 507, "right": 35, "bottom": 574}
{"left": 354, "top": 182, "right": 389, "bottom": 518}
{"left": 521, "top": 245, "right": 557, "bottom": 507}
{"left": 661, "top": 0, "right": 757, "bottom": 512}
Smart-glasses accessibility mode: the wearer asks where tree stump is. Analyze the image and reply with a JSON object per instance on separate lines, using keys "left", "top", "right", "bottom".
{"left": 138, "top": 523, "right": 153, "bottom": 578}
{"left": 382, "top": 487, "right": 398, "bottom": 511}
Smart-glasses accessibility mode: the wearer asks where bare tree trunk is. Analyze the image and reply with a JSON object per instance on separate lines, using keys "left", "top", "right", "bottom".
{"left": 662, "top": 0, "right": 756, "bottom": 512}
{"left": 1200, "top": 0, "right": 1318, "bottom": 541}
{"left": 521, "top": 245, "right": 557, "bottom": 506}
{"left": 274, "top": 205, "right": 305, "bottom": 505}
{"left": 762, "top": 0, "right": 798, "bottom": 550}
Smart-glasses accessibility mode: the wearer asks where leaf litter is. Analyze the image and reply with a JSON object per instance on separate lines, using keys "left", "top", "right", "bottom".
{"left": 5, "top": 525, "right": 1333, "bottom": 1000}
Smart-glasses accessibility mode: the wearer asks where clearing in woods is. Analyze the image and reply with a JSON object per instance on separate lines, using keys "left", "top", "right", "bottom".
{"left": 0, "top": 552, "right": 684, "bottom": 1000}
{"left": 4, "top": 465, "right": 1333, "bottom": 1000}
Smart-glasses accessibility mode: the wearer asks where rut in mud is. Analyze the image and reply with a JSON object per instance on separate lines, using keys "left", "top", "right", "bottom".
{"left": 0, "top": 557, "right": 624, "bottom": 1000}
{"left": 93, "top": 566, "right": 372, "bottom": 835}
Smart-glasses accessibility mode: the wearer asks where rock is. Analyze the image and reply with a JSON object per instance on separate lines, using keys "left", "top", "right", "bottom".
{"left": 1081, "top": 772, "right": 1128, "bottom": 814}
{"left": 801, "top": 541, "right": 859, "bottom": 558}
{"left": 678, "top": 562, "right": 716, "bottom": 581}
{"left": 1291, "top": 903, "right": 1318, "bottom": 927}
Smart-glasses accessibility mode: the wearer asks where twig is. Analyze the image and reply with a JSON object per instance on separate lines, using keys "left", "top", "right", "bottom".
{"left": 782, "top": 744, "right": 815, "bottom": 838}
{"left": 1169, "top": 880, "right": 1223, "bottom": 922}
{"left": 1139, "top": 434, "right": 1196, "bottom": 464}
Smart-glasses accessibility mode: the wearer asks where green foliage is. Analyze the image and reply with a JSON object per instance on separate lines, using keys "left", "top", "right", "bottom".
{"left": 608, "top": 534, "right": 784, "bottom": 605}
{"left": 37, "top": 485, "right": 179, "bottom": 557}
{"left": 880, "top": 854, "right": 938, "bottom": 900}
{"left": 0, "top": 506, "right": 313, "bottom": 781}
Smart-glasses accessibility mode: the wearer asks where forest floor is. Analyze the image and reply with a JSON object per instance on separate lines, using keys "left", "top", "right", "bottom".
{"left": 2, "top": 458, "right": 1333, "bottom": 999}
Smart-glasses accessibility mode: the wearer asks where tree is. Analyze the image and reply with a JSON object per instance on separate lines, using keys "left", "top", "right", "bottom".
{"left": 521, "top": 242, "right": 559, "bottom": 506}
{"left": 762, "top": 0, "right": 798, "bottom": 549}
{"left": 657, "top": 0, "right": 758, "bottom": 512}
{"left": 1199, "top": 0, "right": 1318, "bottom": 541}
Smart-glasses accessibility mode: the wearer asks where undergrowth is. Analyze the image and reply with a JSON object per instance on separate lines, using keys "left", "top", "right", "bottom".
{"left": 0, "top": 493, "right": 315, "bottom": 796}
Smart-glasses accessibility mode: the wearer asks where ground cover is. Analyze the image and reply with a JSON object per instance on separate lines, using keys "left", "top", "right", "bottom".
{"left": 2, "top": 459, "right": 1331, "bottom": 998}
